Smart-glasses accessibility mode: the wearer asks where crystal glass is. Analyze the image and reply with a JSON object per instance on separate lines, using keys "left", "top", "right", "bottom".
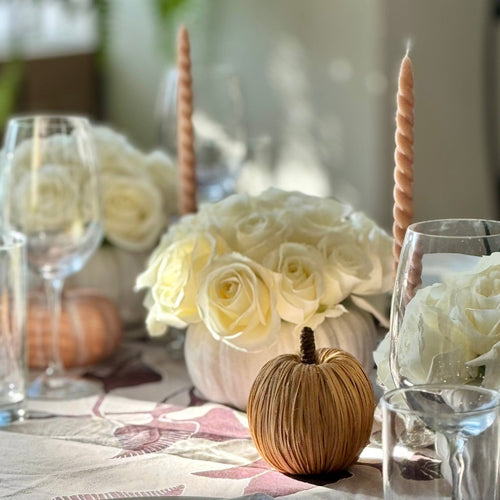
{"left": 390, "top": 219, "right": 500, "bottom": 390}
{"left": 382, "top": 384, "right": 500, "bottom": 499}
{"left": 1, "top": 115, "right": 103, "bottom": 399}
{"left": 157, "top": 64, "right": 247, "bottom": 203}
{"left": 0, "top": 231, "right": 27, "bottom": 424}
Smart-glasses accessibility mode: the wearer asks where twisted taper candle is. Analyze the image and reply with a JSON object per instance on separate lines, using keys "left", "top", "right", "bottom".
{"left": 392, "top": 54, "right": 414, "bottom": 276}
{"left": 176, "top": 25, "right": 197, "bottom": 215}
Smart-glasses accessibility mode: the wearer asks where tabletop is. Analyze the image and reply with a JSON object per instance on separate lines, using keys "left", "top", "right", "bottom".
{"left": 0, "top": 337, "right": 384, "bottom": 500}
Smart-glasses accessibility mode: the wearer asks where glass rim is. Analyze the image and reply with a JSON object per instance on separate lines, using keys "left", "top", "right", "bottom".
{"left": 407, "top": 218, "right": 500, "bottom": 239}
{"left": 0, "top": 231, "right": 26, "bottom": 250}
{"left": 381, "top": 384, "right": 500, "bottom": 416}
{"left": 6, "top": 114, "right": 91, "bottom": 129}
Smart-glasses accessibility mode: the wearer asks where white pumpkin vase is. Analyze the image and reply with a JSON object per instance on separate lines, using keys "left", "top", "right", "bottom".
{"left": 184, "top": 302, "right": 378, "bottom": 411}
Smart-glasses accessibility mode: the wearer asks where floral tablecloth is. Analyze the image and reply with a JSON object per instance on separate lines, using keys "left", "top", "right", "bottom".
{"left": 0, "top": 339, "right": 383, "bottom": 499}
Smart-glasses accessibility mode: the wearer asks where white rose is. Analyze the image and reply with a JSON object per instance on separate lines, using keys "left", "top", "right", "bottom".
{"left": 93, "top": 126, "right": 146, "bottom": 178}
{"left": 446, "top": 252, "right": 500, "bottom": 386}
{"left": 14, "top": 164, "right": 79, "bottom": 232}
{"left": 318, "top": 228, "right": 372, "bottom": 304}
{"left": 373, "top": 332, "right": 395, "bottom": 390}
{"left": 235, "top": 209, "right": 291, "bottom": 263}
{"left": 102, "top": 174, "right": 164, "bottom": 252}
{"left": 264, "top": 242, "right": 344, "bottom": 327}
{"left": 200, "top": 192, "right": 253, "bottom": 248}
{"left": 11, "top": 135, "right": 84, "bottom": 186}
{"left": 396, "top": 284, "right": 477, "bottom": 385}
{"left": 137, "top": 231, "right": 227, "bottom": 335}
{"left": 449, "top": 260, "right": 500, "bottom": 355}
{"left": 292, "top": 198, "right": 352, "bottom": 245}
{"left": 197, "top": 253, "right": 281, "bottom": 352}
{"left": 349, "top": 211, "right": 393, "bottom": 295}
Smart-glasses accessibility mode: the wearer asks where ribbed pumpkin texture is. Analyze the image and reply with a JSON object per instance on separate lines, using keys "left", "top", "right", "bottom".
{"left": 27, "top": 288, "right": 122, "bottom": 368}
{"left": 247, "top": 327, "right": 374, "bottom": 475}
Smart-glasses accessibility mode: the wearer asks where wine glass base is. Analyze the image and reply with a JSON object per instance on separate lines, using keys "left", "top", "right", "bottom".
{"left": 28, "top": 374, "right": 102, "bottom": 400}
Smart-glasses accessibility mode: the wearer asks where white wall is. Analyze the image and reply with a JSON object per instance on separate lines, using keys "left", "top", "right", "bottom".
{"left": 105, "top": 0, "right": 499, "bottom": 229}
{"left": 382, "top": 0, "right": 497, "bottom": 224}
{"left": 105, "top": 0, "right": 166, "bottom": 148}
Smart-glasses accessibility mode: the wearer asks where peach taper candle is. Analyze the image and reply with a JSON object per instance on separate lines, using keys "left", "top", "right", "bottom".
{"left": 392, "top": 52, "right": 414, "bottom": 276}
{"left": 176, "top": 25, "right": 197, "bottom": 215}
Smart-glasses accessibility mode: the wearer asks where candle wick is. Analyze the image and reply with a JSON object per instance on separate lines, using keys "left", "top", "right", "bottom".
{"left": 405, "top": 39, "right": 413, "bottom": 57}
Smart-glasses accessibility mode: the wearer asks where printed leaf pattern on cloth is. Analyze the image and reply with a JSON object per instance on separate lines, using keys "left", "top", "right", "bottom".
{"left": 53, "top": 484, "right": 185, "bottom": 499}
{"left": 397, "top": 456, "right": 442, "bottom": 481}
{"left": 109, "top": 403, "right": 252, "bottom": 458}
{"left": 194, "top": 460, "right": 315, "bottom": 497}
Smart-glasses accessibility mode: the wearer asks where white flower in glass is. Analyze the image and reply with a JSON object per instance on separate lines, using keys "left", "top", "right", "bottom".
{"left": 14, "top": 164, "right": 79, "bottom": 232}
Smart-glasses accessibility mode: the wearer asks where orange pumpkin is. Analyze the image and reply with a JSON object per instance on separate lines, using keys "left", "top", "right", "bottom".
{"left": 27, "top": 288, "right": 123, "bottom": 369}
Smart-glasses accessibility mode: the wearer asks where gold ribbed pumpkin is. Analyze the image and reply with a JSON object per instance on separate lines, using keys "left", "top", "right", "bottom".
{"left": 247, "top": 327, "right": 374, "bottom": 475}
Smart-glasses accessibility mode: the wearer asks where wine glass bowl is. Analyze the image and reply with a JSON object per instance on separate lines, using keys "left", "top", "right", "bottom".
{"left": 390, "top": 218, "right": 500, "bottom": 391}
{"left": 1, "top": 115, "right": 103, "bottom": 399}
{"left": 157, "top": 65, "right": 247, "bottom": 203}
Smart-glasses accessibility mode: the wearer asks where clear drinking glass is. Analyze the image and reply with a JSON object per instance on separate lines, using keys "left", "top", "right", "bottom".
{"left": 0, "top": 232, "right": 27, "bottom": 424}
{"left": 1, "top": 115, "right": 103, "bottom": 399}
{"left": 390, "top": 219, "right": 500, "bottom": 390}
{"left": 382, "top": 384, "right": 500, "bottom": 499}
{"left": 157, "top": 64, "right": 247, "bottom": 203}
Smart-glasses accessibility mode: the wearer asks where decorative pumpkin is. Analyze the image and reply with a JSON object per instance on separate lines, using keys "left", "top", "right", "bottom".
{"left": 27, "top": 288, "right": 122, "bottom": 369}
{"left": 184, "top": 302, "right": 378, "bottom": 411}
{"left": 67, "top": 246, "right": 149, "bottom": 330}
{"left": 247, "top": 327, "right": 375, "bottom": 475}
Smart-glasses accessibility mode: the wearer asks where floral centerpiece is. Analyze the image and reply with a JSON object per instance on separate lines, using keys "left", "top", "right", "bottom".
{"left": 10, "top": 124, "right": 178, "bottom": 325}
{"left": 374, "top": 252, "right": 500, "bottom": 391}
{"left": 137, "top": 188, "right": 393, "bottom": 409}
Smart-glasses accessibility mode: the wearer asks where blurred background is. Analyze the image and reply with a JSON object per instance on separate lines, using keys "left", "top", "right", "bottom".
{"left": 1, "top": 0, "right": 499, "bottom": 231}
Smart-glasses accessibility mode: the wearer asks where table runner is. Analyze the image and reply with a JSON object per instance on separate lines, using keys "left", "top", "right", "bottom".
{"left": 0, "top": 339, "right": 383, "bottom": 499}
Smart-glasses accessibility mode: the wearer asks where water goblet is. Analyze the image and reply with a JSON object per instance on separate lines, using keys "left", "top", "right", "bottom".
{"left": 1, "top": 115, "right": 103, "bottom": 399}
{"left": 390, "top": 218, "right": 500, "bottom": 390}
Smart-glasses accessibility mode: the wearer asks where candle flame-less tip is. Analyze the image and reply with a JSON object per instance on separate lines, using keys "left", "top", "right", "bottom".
{"left": 405, "top": 39, "right": 413, "bottom": 57}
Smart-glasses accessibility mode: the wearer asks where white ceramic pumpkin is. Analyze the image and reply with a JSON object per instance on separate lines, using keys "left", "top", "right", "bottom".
{"left": 184, "top": 302, "right": 380, "bottom": 411}
{"left": 67, "top": 246, "right": 149, "bottom": 329}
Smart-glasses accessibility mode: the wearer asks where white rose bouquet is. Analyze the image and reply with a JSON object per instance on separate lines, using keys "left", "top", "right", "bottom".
{"left": 374, "top": 252, "right": 500, "bottom": 390}
{"left": 91, "top": 126, "right": 178, "bottom": 252}
{"left": 136, "top": 188, "right": 394, "bottom": 351}
{"left": 10, "top": 125, "right": 178, "bottom": 253}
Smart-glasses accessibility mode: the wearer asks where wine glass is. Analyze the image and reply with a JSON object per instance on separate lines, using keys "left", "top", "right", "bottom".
{"left": 157, "top": 64, "right": 247, "bottom": 204}
{"left": 0, "top": 115, "right": 103, "bottom": 399}
{"left": 390, "top": 219, "right": 500, "bottom": 390}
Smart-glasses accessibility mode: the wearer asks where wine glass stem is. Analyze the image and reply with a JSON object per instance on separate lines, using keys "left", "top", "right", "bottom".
{"left": 44, "top": 277, "right": 64, "bottom": 378}
{"left": 448, "top": 436, "right": 466, "bottom": 500}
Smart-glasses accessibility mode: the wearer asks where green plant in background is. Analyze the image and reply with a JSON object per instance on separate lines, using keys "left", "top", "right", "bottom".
{"left": 0, "top": 61, "right": 23, "bottom": 131}
{"left": 152, "top": 0, "right": 200, "bottom": 59}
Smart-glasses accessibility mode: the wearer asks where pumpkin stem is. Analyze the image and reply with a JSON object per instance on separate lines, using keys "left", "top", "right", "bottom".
{"left": 300, "top": 326, "right": 317, "bottom": 364}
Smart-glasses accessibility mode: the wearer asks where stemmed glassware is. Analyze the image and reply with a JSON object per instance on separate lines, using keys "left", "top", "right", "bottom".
{"left": 386, "top": 219, "right": 500, "bottom": 498}
{"left": 390, "top": 218, "right": 500, "bottom": 389}
{"left": 157, "top": 64, "right": 247, "bottom": 203}
{"left": 1, "top": 115, "right": 103, "bottom": 399}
